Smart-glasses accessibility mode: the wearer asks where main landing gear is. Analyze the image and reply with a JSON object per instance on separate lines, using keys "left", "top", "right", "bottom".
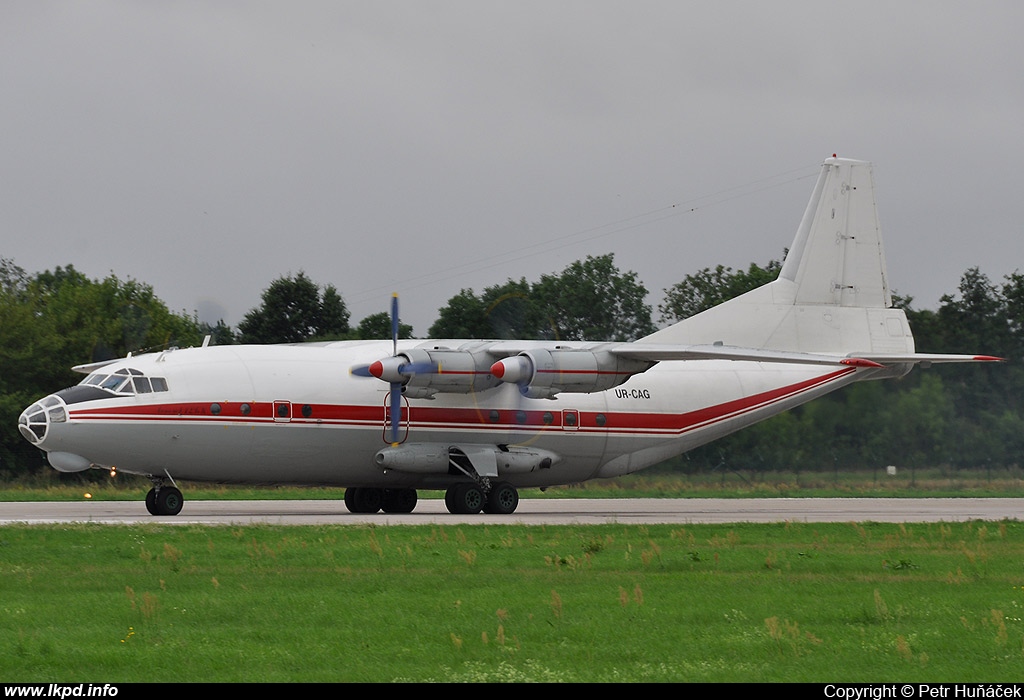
{"left": 344, "top": 487, "right": 418, "bottom": 514}
{"left": 444, "top": 481, "right": 519, "bottom": 515}
{"left": 342, "top": 481, "right": 520, "bottom": 515}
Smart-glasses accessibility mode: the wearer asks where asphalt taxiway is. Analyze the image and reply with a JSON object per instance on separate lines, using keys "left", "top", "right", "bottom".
{"left": 0, "top": 497, "right": 1020, "bottom": 526}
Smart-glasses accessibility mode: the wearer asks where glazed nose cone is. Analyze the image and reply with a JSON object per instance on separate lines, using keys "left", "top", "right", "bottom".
{"left": 19, "top": 395, "right": 66, "bottom": 445}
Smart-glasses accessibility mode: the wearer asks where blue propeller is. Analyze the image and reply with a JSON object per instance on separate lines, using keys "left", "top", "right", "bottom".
{"left": 387, "top": 294, "right": 401, "bottom": 445}
{"left": 349, "top": 294, "right": 438, "bottom": 445}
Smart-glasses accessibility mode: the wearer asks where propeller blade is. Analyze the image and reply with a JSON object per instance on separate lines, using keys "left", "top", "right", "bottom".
{"left": 389, "top": 382, "right": 402, "bottom": 445}
{"left": 350, "top": 365, "right": 374, "bottom": 377}
{"left": 390, "top": 293, "right": 399, "bottom": 357}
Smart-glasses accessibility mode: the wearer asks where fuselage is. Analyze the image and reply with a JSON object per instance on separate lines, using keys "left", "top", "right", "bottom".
{"left": 19, "top": 338, "right": 868, "bottom": 489}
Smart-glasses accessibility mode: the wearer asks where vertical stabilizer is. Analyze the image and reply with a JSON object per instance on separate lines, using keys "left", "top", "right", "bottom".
{"left": 779, "top": 157, "right": 891, "bottom": 308}
{"left": 640, "top": 157, "right": 914, "bottom": 356}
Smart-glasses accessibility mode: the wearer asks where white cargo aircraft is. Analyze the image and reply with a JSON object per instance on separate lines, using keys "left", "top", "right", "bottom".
{"left": 19, "top": 157, "right": 1000, "bottom": 516}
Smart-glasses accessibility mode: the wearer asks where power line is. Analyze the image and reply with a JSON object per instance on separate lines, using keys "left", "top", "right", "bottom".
{"left": 347, "top": 163, "right": 820, "bottom": 305}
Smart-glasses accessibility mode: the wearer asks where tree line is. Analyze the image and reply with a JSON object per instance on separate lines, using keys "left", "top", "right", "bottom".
{"left": 1, "top": 253, "right": 1020, "bottom": 477}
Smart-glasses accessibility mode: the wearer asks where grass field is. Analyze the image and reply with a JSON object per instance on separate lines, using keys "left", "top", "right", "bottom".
{"left": 2, "top": 519, "right": 1023, "bottom": 682}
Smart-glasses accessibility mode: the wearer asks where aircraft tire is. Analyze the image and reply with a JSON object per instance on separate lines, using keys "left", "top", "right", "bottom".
{"left": 483, "top": 481, "right": 519, "bottom": 515}
{"left": 445, "top": 483, "right": 484, "bottom": 515}
{"left": 145, "top": 488, "right": 158, "bottom": 515}
{"left": 153, "top": 487, "right": 183, "bottom": 516}
{"left": 382, "top": 488, "right": 417, "bottom": 513}
{"left": 344, "top": 487, "right": 383, "bottom": 514}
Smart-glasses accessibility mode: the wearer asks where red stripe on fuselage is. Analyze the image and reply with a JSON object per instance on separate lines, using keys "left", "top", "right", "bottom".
{"left": 67, "top": 368, "right": 854, "bottom": 436}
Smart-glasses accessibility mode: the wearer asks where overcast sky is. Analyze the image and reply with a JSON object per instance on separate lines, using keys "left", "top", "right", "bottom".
{"left": 2, "top": 1, "right": 1021, "bottom": 337}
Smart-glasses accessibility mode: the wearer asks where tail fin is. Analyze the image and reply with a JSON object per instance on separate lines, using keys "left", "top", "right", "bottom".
{"left": 640, "top": 157, "right": 916, "bottom": 356}
{"left": 779, "top": 157, "right": 891, "bottom": 307}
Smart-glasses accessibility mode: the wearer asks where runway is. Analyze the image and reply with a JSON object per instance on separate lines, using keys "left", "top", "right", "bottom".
{"left": 0, "top": 497, "right": 1020, "bottom": 526}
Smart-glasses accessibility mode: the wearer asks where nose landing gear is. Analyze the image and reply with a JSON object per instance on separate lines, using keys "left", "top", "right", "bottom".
{"left": 145, "top": 482, "right": 183, "bottom": 516}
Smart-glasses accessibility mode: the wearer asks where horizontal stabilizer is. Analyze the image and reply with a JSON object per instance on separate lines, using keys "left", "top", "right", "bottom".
{"left": 612, "top": 344, "right": 1004, "bottom": 368}
{"left": 854, "top": 353, "right": 1004, "bottom": 366}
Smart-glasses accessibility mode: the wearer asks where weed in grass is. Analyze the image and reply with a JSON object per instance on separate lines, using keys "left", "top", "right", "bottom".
{"left": 990, "top": 609, "right": 1008, "bottom": 646}
{"left": 874, "top": 589, "right": 890, "bottom": 622}
{"left": 162, "top": 543, "right": 183, "bottom": 571}
{"left": 550, "top": 589, "right": 562, "bottom": 619}
{"left": 895, "top": 634, "right": 913, "bottom": 660}
{"left": 641, "top": 540, "right": 661, "bottom": 567}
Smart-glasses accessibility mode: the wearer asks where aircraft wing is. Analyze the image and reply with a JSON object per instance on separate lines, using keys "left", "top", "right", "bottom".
{"left": 611, "top": 343, "right": 865, "bottom": 366}
{"left": 380, "top": 340, "right": 1004, "bottom": 400}
{"left": 609, "top": 344, "right": 1004, "bottom": 368}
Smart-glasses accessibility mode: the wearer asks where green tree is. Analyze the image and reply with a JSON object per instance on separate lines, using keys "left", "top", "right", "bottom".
{"left": 0, "top": 263, "right": 203, "bottom": 475}
{"left": 198, "top": 320, "right": 236, "bottom": 346}
{"left": 1000, "top": 271, "right": 1024, "bottom": 353}
{"left": 532, "top": 254, "right": 655, "bottom": 341}
{"left": 428, "top": 289, "right": 490, "bottom": 339}
{"left": 429, "top": 255, "right": 654, "bottom": 342}
{"left": 237, "top": 272, "right": 350, "bottom": 343}
{"left": 429, "top": 279, "right": 543, "bottom": 339}
{"left": 355, "top": 312, "right": 413, "bottom": 340}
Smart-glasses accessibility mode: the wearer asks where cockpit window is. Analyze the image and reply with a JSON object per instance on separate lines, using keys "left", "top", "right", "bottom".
{"left": 81, "top": 368, "right": 169, "bottom": 396}
{"left": 100, "top": 374, "right": 130, "bottom": 392}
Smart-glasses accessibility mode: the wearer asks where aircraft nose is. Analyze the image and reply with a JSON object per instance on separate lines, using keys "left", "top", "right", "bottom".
{"left": 18, "top": 395, "right": 67, "bottom": 446}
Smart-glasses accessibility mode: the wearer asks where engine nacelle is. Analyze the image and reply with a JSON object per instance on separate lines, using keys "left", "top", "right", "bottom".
{"left": 490, "top": 349, "right": 651, "bottom": 399}
{"left": 375, "top": 442, "right": 449, "bottom": 473}
{"left": 385, "top": 348, "right": 501, "bottom": 398}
